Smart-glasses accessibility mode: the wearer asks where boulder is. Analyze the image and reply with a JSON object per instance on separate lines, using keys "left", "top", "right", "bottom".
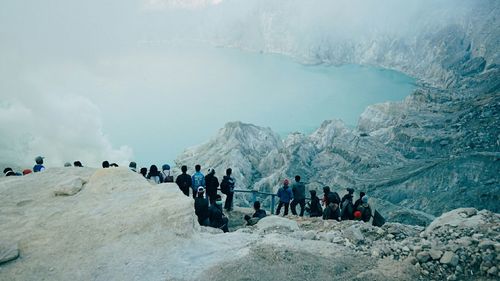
{"left": 53, "top": 177, "right": 84, "bottom": 196}
{"left": 0, "top": 241, "right": 19, "bottom": 265}
{"left": 440, "top": 251, "right": 459, "bottom": 266}
{"left": 342, "top": 225, "right": 365, "bottom": 244}
{"left": 256, "top": 216, "right": 299, "bottom": 233}
{"left": 429, "top": 249, "right": 443, "bottom": 260}
{"left": 416, "top": 251, "right": 431, "bottom": 263}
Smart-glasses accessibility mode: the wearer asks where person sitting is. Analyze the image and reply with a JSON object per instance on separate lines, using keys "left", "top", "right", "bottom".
{"left": 102, "top": 161, "right": 110, "bottom": 168}
{"left": 208, "top": 194, "right": 229, "bottom": 233}
{"left": 3, "top": 168, "right": 17, "bottom": 177}
{"left": 323, "top": 193, "right": 340, "bottom": 221}
{"left": 33, "top": 156, "right": 45, "bottom": 173}
{"left": 194, "top": 187, "right": 210, "bottom": 226}
{"left": 306, "top": 190, "right": 323, "bottom": 217}
{"left": 73, "top": 161, "right": 83, "bottom": 167}
{"left": 147, "top": 165, "right": 163, "bottom": 184}
{"left": 244, "top": 201, "right": 267, "bottom": 226}
{"left": 356, "top": 195, "right": 372, "bottom": 223}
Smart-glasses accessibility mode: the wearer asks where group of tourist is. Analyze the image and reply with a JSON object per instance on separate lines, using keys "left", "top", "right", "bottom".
{"left": 276, "top": 176, "right": 373, "bottom": 223}
{"left": 4, "top": 157, "right": 378, "bottom": 232}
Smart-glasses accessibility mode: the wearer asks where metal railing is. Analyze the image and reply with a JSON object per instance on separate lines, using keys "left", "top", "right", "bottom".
{"left": 229, "top": 189, "right": 311, "bottom": 213}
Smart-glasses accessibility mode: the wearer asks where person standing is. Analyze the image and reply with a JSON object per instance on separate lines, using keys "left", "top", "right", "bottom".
{"left": 175, "top": 165, "right": 192, "bottom": 197}
{"left": 191, "top": 164, "right": 205, "bottom": 199}
{"left": 276, "top": 179, "right": 293, "bottom": 216}
{"left": 161, "top": 164, "right": 174, "bottom": 183}
{"left": 221, "top": 168, "right": 235, "bottom": 211}
{"left": 147, "top": 165, "right": 163, "bottom": 184}
{"left": 33, "top": 156, "right": 45, "bottom": 173}
{"left": 290, "top": 175, "right": 306, "bottom": 216}
{"left": 205, "top": 168, "right": 220, "bottom": 205}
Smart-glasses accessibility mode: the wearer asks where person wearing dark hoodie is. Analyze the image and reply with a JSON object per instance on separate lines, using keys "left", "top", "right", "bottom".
{"left": 323, "top": 192, "right": 341, "bottom": 221}
{"left": 3, "top": 168, "right": 17, "bottom": 177}
{"left": 221, "top": 168, "right": 236, "bottom": 211}
{"left": 140, "top": 167, "right": 147, "bottom": 178}
{"left": 244, "top": 201, "right": 267, "bottom": 226}
{"left": 307, "top": 190, "right": 323, "bottom": 217}
{"left": 356, "top": 195, "right": 372, "bottom": 223}
{"left": 147, "top": 165, "right": 163, "bottom": 184}
{"left": 205, "top": 168, "right": 220, "bottom": 205}
{"left": 340, "top": 188, "right": 355, "bottom": 220}
{"left": 175, "top": 165, "right": 192, "bottom": 197}
{"left": 322, "top": 186, "right": 331, "bottom": 206}
{"left": 33, "top": 156, "right": 45, "bottom": 173}
{"left": 290, "top": 175, "right": 306, "bottom": 216}
{"left": 353, "top": 191, "right": 366, "bottom": 211}
{"left": 208, "top": 194, "right": 229, "bottom": 233}
{"left": 194, "top": 187, "right": 210, "bottom": 226}
{"left": 276, "top": 179, "right": 293, "bottom": 216}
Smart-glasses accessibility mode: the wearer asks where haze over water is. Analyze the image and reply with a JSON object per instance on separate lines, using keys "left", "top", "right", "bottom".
{"left": 96, "top": 42, "right": 415, "bottom": 166}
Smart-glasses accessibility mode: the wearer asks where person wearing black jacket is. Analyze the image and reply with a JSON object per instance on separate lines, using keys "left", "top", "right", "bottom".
{"left": 205, "top": 168, "right": 220, "bottom": 205}
{"left": 208, "top": 195, "right": 229, "bottom": 232}
{"left": 221, "top": 168, "right": 235, "bottom": 211}
{"left": 353, "top": 192, "right": 366, "bottom": 210}
{"left": 307, "top": 190, "right": 323, "bottom": 217}
{"left": 175, "top": 165, "right": 192, "bottom": 197}
{"left": 194, "top": 187, "right": 210, "bottom": 226}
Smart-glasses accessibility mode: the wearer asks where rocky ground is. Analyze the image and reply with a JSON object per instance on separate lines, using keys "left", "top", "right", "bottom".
{"left": 1, "top": 168, "right": 498, "bottom": 281}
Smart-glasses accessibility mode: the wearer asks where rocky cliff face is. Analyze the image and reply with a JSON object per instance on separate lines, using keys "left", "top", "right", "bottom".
{"left": 175, "top": 1, "right": 500, "bottom": 224}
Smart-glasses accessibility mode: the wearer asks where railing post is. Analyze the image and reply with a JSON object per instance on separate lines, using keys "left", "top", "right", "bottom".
{"left": 271, "top": 195, "right": 276, "bottom": 214}
{"left": 252, "top": 190, "right": 257, "bottom": 204}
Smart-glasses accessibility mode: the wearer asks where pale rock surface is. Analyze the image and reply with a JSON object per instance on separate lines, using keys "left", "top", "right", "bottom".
{"left": 0, "top": 241, "right": 19, "bottom": 265}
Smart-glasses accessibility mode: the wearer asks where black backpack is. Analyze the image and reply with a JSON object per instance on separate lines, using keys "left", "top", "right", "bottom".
{"left": 341, "top": 200, "right": 354, "bottom": 220}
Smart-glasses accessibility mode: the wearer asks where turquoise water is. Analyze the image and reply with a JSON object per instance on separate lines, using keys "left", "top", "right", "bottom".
{"left": 96, "top": 45, "right": 415, "bottom": 165}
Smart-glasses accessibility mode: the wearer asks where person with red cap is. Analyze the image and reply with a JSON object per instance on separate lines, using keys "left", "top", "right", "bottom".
{"left": 275, "top": 179, "right": 293, "bottom": 216}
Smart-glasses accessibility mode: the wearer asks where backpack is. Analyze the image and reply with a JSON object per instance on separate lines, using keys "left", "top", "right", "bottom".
{"left": 164, "top": 176, "right": 174, "bottom": 183}
{"left": 220, "top": 177, "right": 230, "bottom": 194}
{"left": 357, "top": 203, "right": 372, "bottom": 222}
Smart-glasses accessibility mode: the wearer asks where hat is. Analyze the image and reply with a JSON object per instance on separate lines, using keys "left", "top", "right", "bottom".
{"left": 162, "top": 164, "right": 170, "bottom": 171}
{"left": 207, "top": 168, "right": 215, "bottom": 174}
{"left": 129, "top": 162, "right": 137, "bottom": 168}
{"left": 283, "top": 179, "right": 289, "bottom": 185}
{"left": 197, "top": 186, "right": 205, "bottom": 193}
{"left": 35, "top": 156, "right": 44, "bottom": 164}
{"left": 362, "top": 195, "right": 369, "bottom": 203}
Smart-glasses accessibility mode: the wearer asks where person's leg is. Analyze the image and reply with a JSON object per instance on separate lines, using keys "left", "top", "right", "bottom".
{"left": 299, "top": 199, "right": 306, "bottom": 217}
{"left": 225, "top": 192, "right": 234, "bottom": 211}
{"left": 284, "top": 203, "right": 289, "bottom": 216}
{"left": 182, "top": 188, "right": 189, "bottom": 197}
{"left": 221, "top": 217, "right": 229, "bottom": 233}
{"left": 192, "top": 189, "right": 197, "bottom": 199}
{"left": 290, "top": 200, "right": 298, "bottom": 215}
{"left": 276, "top": 201, "right": 283, "bottom": 215}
